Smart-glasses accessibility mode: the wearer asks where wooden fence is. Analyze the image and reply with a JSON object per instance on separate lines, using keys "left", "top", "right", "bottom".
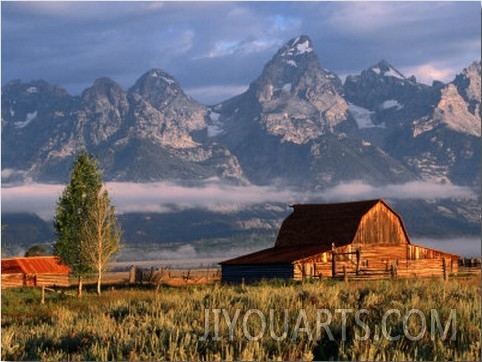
{"left": 293, "top": 244, "right": 458, "bottom": 281}
{"left": 129, "top": 266, "right": 220, "bottom": 286}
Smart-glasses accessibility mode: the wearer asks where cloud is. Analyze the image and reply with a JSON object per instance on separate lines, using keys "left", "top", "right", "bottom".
{"left": 1, "top": 179, "right": 475, "bottom": 221}
{"left": 196, "top": 37, "right": 281, "bottom": 59}
{"left": 0, "top": 179, "right": 298, "bottom": 219}
{"left": 105, "top": 179, "right": 304, "bottom": 215}
{"left": 320, "top": 2, "right": 480, "bottom": 79}
{"left": 321, "top": 181, "right": 474, "bottom": 202}
{"left": 325, "top": 2, "right": 460, "bottom": 38}
{"left": 403, "top": 63, "right": 458, "bottom": 85}
{"left": 325, "top": 2, "right": 406, "bottom": 35}
{"left": 2, "top": 2, "right": 479, "bottom": 100}
{"left": 1, "top": 183, "right": 64, "bottom": 220}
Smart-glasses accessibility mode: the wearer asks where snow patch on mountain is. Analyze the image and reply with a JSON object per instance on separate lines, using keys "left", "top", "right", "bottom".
{"left": 207, "top": 125, "right": 224, "bottom": 137}
{"left": 207, "top": 110, "right": 224, "bottom": 137}
{"left": 370, "top": 62, "right": 405, "bottom": 80}
{"left": 384, "top": 67, "right": 405, "bottom": 80}
{"left": 348, "top": 103, "right": 385, "bottom": 129}
{"left": 285, "top": 60, "right": 297, "bottom": 67}
{"left": 381, "top": 99, "right": 404, "bottom": 110}
{"left": 26, "top": 86, "right": 39, "bottom": 94}
{"left": 14, "top": 110, "right": 38, "bottom": 128}
{"left": 149, "top": 69, "right": 175, "bottom": 84}
{"left": 281, "top": 36, "right": 313, "bottom": 57}
{"left": 294, "top": 39, "right": 313, "bottom": 54}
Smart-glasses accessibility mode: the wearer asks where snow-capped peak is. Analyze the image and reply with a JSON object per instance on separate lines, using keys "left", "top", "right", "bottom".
{"left": 147, "top": 69, "right": 175, "bottom": 85}
{"left": 280, "top": 35, "right": 314, "bottom": 57}
{"left": 369, "top": 60, "right": 405, "bottom": 80}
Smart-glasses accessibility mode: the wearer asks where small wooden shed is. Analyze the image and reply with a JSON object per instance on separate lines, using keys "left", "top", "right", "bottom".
{"left": 1, "top": 256, "right": 71, "bottom": 288}
{"left": 220, "top": 199, "right": 459, "bottom": 283}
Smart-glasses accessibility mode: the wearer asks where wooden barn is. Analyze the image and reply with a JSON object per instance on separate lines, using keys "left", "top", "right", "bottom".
{"left": 220, "top": 199, "right": 459, "bottom": 283}
{"left": 1, "top": 256, "right": 71, "bottom": 288}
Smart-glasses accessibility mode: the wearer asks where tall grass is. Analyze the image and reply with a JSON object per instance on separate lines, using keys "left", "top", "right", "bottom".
{"left": 2, "top": 276, "right": 480, "bottom": 361}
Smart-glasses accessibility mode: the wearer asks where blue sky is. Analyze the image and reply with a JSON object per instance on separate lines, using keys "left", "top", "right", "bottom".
{"left": 2, "top": 1, "right": 481, "bottom": 104}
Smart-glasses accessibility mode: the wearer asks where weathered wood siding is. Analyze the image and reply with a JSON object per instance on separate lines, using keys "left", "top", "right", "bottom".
{"left": 292, "top": 243, "right": 458, "bottom": 280}
{"left": 222, "top": 264, "right": 293, "bottom": 283}
{"left": 353, "top": 202, "right": 409, "bottom": 245}
{"left": 1, "top": 273, "right": 71, "bottom": 288}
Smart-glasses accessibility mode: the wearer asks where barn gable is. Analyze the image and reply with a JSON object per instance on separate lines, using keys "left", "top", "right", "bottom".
{"left": 352, "top": 199, "right": 410, "bottom": 245}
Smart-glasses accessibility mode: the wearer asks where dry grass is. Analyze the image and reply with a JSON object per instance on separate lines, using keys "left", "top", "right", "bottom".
{"left": 2, "top": 275, "right": 480, "bottom": 361}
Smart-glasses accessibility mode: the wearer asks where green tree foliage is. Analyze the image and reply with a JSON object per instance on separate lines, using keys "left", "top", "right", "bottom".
{"left": 53, "top": 152, "right": 121, "bottom": 297}
{"left": 24, "top": 244, "right": 49, "bottom": 257}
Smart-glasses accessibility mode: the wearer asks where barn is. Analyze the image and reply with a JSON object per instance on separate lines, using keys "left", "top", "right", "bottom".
{"left": 220, "top": 199, "right": 459, "bottom": 283}
{"left": 1, "top": 256, "right": 71, "bottom": 288}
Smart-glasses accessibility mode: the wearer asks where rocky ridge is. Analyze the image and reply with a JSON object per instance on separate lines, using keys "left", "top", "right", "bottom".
{"left": 1, "top": 36, "right": 480, "bottom": 241}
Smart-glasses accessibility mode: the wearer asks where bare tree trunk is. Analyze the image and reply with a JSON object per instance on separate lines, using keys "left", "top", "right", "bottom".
{"left": 77, "top": 276, "right": 83, "bottom": 298}
{"left": 97, "top": 268, "right": 102, "bottom": 295}
{"left": 97, "top": 241, "right": 102, "bottom": 295}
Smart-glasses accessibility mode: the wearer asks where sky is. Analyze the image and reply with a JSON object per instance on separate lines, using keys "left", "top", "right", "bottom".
{"left": 1, "top": 1, "right": 481, "bottom": 104}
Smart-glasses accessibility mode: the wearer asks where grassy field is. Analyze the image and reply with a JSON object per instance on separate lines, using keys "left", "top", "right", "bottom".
{"left": 2, "top": 275, "right": 481, "bottom": 361}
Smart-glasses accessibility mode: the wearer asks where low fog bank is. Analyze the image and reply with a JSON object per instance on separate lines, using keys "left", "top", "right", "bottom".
{"left": 113, "top": 242, "right": 271, "bottom": 270}
{"left": 412, "top": 237, "right": 481, "bottom": 258}
{"left": 1, "top": 179, "right": 476, "bottom": 220}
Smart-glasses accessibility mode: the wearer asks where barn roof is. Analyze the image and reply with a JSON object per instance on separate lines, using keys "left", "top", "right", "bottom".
{"left": 1, "top": 256, "right": 71, "bottom": 274}
{"left": 275, "top": 199, "right": 406, "bottom": 247}
{"left": 220, "top": 244, "right": 332, "bottom": 265}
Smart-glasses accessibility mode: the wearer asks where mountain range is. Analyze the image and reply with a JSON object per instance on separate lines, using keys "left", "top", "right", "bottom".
{"left": 2, "top": 35, "right": 480, "bottom": 253}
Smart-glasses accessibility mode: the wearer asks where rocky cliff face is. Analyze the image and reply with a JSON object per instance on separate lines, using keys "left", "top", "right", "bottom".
{"left": 343, "top": 60, "right": 481, "bottom": 187}
{"left": 1, "top": 80, "right": 75, "bottom": 173}
{"left": 2, "top": 37, "right": 479, "bottom": 189}
{"left": 249, "top": 35, "right": 348, "bottom": 143}
{"left": 453, "top": 61, "right": 481, "bottom": 117}
{"left": 344, "top": 60, "right": 430, "bottom": 110}
{"left": 2, "top": 70, "right": 245, "bottom": 183}
{"left": 211, "top": 36, "right": 348, "bottom": 144}
{"left": 128, "top": 69, "right": 207, "bottom": 148}
{"left": 208, "top": 37, "right": 416, "bottom": 187}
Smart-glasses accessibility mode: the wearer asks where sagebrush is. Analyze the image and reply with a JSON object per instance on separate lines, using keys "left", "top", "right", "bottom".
{"left": 2, "top": 276, "right": 480, "bottom": 361}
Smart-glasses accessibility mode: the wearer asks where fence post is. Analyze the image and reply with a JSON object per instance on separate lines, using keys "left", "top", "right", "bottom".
{"left": 442, "top": 259, "right": 448, "bottom": 281}
{"left": 356, "top": 248, "right": 361, "bottom": 275}
{"left": 129, "top": 265, "right": 136, "bottom": 284}
{"left": 331, "top": 243, "right": 337, "bottom": 278}
{"left": 41, "top": 285, "right": 45, "bottom": 305}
